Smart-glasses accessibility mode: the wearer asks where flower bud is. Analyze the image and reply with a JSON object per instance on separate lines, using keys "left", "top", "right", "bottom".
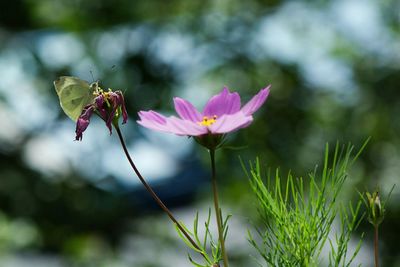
{"left": 366, "top": 191, "right": 384, "bottom": 227}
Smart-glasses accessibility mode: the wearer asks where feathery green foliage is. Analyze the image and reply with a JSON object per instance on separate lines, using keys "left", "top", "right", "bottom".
{"left": 175, "top": 209, "right": 231, "bottom": 267}
{"left": 244, "top": 142, "right": 367, "bottom": 267}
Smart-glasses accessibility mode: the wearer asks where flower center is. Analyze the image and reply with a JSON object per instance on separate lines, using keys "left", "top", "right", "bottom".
{"left": 94, "top": 88, "right": 111, "bottom": 99}
{"left": 198, "top": 115, "right": 217, "bottom": 126}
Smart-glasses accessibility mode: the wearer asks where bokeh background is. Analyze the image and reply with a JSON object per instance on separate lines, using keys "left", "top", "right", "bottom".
{"left": 0, "top": 0, "right": 399, "bottom": 266}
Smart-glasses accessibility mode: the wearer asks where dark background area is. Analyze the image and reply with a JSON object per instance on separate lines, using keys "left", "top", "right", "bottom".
{"left": 0, "top": 0, "right": 399, "bottom": 266}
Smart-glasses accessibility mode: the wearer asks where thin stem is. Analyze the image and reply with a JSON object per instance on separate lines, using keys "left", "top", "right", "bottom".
{"left": 209, "top": 149, "right": 229, "bottom": 267}
{"left": 374, "top": 225, "right": 379, "bottom": 267}
{"left": 115, "top": 126, "right": 204, "bottom": 257}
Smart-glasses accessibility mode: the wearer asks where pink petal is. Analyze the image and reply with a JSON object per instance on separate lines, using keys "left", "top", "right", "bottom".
{"left": 209, "top": 112, "right": 253, "bottom": 134}
{"left": 137, "top": 111, "right": 169, "bottom": 132}
{"left": 173, "top": 97, "right": 202, "bottom": 122}
{"left": 137, "top": 111, "right": 207, "bottom": 136}
{"left": 241, "top": 85, "right": 271, "bottom": 116}
{"left": 166, "top": 116, "right": 208, "bottom": 136}
{"left": 203, "top": 87, "right": 241, "bottom": 117}
{"left": 137, "top": 119, "right": 169, "bottom": 132}
{"left": 138, "top": 111, "right": 167, "bottom": 124}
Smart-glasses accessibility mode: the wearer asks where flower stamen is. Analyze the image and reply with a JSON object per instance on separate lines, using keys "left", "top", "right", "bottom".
{"left": 199, "top": 115, "right": 217, "bottom": 126}
{"left": 94, "top": 89, "right": 114, "bottom": 107}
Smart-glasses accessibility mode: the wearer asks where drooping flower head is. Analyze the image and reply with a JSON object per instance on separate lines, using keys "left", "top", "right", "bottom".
{"left": 75, "top": 88, "right": 128, "bottom": 141}
{"left": 137, "top": 86, "right": 270, "bottom": 149}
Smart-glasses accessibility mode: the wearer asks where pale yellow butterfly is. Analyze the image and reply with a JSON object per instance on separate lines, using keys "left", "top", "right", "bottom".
{"left": 54, "top": 76, "right": 99, "bottom": 121}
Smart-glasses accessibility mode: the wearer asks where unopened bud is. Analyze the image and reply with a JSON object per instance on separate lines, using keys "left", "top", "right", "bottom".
{"left": 366, "top": 191, "right": 384, "bottom": 227}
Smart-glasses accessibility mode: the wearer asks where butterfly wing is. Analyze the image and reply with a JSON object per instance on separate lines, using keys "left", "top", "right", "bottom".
{"left": 54, "top": 76, "right": 96, "bottom": 121}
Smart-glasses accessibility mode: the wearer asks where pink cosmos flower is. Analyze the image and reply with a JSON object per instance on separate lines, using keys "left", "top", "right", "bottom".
{"left": 137, "top": 86, "right": 270, "bottom": 140}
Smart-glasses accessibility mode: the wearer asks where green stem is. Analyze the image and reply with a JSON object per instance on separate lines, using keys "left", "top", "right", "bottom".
{"left": 374, "top": 225, "right": 379, "bottom": 267}
{"left": 209, "top": 149, "right": 229, "bottom": 267}
{"left": 115, "top": 126, "right": 205, "bottom": 259}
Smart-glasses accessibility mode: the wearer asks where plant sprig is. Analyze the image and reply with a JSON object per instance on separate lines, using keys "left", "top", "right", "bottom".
{"left": 175, "top": 209, "right": 231, "bottom": 267}
{"left": 243, "top": 142, "right": 368, "bottom": 267}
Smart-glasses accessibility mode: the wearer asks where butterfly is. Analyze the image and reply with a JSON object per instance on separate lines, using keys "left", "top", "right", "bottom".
{"left": 54, "top": 76, "right": 99, "bottom": 121}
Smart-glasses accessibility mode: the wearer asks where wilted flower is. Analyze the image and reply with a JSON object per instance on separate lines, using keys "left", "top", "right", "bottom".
{"left": 137, "top": 86, "right": 270, "bottom": 148}
{"left": 75, "top": 89, "right": 128, "bottom": 141}
{"left": 75, "top": 105, "right": 95, "bottom": 141}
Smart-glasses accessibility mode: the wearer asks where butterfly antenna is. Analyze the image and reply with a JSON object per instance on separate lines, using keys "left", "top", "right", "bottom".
{"left": 89, "top": 70, "right": 95, "bottom": 83}
{"left": 121, "top": 87, "right": 128, "bottom": 94}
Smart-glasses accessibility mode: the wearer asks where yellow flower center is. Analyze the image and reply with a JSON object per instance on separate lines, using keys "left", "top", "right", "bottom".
{"left": 93, "top": 88, "right": 115, "bottom": 109}
{"left": 94, "top": 88, "right": 112, "bottom": 99}
{"left": 198, "top": 115, "right": 217, "bottom": 126}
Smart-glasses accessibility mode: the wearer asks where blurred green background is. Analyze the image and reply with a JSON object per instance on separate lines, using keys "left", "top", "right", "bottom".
{"left": 0, "top": 0, "right": 399, "bottom": 266}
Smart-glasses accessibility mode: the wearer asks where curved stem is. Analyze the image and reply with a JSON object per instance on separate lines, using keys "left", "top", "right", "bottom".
{"left": 209, "top": 149, "right": 229, "bottom": 267}
{"left": 374, "top": 225, "right": 379, "bottom": 267}
{"left": 115, "top": 126, "right": 204, "bottom": 258}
